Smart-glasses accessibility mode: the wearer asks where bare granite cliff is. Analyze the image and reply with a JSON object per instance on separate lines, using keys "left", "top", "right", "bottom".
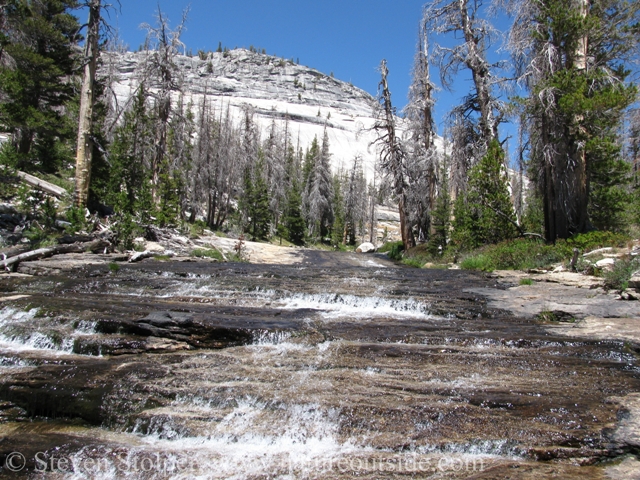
{"left": 103, "top": 49, "right": 384, "bottom": 176}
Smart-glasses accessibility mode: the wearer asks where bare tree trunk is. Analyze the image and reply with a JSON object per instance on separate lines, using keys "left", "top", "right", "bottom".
{"left": 376, "top": 60, "right": 415, "bottom": 250}
{"left": 569, "top": 0, "right": 590, "bottom": 236}
{"left": 73, "top": 0, "right": 101, "bottom": 208}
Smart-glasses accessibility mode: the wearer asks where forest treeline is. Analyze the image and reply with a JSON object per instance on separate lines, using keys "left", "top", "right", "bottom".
{"left": 0, "top": 0, "right": 639, "bottom": 255}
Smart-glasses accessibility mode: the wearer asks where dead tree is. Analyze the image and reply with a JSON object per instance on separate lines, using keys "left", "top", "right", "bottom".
{"left": 140, "top": 6, "right": 188, "bottom": 205}
{"left": 73, "top": 0, "right": 101, "bottom": 208}
{"left": 405, "top": 20, "right": 440, "bottom": 240}
{"left": 372, "top": 60, "right": 415, "bottom": 250}
{"left": 424, "top": 0, "right": 504, "bottom": 191}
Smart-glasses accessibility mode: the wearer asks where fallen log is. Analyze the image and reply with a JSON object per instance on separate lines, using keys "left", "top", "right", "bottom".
{"left": 2, "top": 239, "right": 110, "bottom": 271}
{"left": 57, "top": 234, "right": 94, "bottom": 244}
{"left": 129, "top": 249, "right": 175, "bottom": 263}
{"left": 17, "top": 171, "right": 68, "bottom": 198}
{"left": 0, "top": 245, "right": 31, "bottom": 260}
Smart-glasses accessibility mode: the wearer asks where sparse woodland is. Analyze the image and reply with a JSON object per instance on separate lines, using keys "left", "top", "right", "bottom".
{"left": 0, "top": 0, "right": 639, "bottom": 262}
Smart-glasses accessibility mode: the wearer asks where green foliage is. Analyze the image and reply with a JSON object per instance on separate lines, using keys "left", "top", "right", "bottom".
{"left": 519, "top": 278, "right": 534, "bottom": 286}
{"left": 460, "top": 254, "right": 494, "bottom": 271}
{"left": 458, "top": 231, "right": 631, "bottom": 272}
{"left": 589, "top": 140, "right": 631, "bottom": 232}
{"left": 521, "top": 190, "right": 545, "bottom": 236}
{"left": 451, "top": 140, "right": 518, "bottom": 251}
{"left": 22, "top": 227, "right": 57, "bottom": 248}
{"left": 523, "top": 0, "right": 639, "bottom": 240}
{"left": 331, "top": 174, "right": 345, "bottom": 247}
{"left": 460, "top": 239, "right": 567, "bottom": 271}
{"left": 239, "top": 159, "right": 271, "bottom": 241}
{"left": 0, "top": 171, "right": 19, "bottom": 201}
{"left": 426, "top": 161, "right": 451, "bottom": 256}
{"left": 378, "top": 240, "right": 404, "bottom": 253}
{"left": 401, "top": 257, "right": 424, "bottom": 268}
{"left": 65, "top": 205, "right": 87, "bottom": 234}
{"left": 563, "top": 231, "right": 630, "bottom": 252}
{"left": 388, "top": 242, "right": 404, "bottom": 261}
{"left": 191, "top": 248, "right": 224, "bottom": 261}
{"left": 111, "top": 212, "right": 142, "bottom": 251}
{"left": 104, "top": 87, "right": 154, "bottom": 218}
{"left": 283, "top": 183, "right": 306, "bottom": 246}
{"left": 188, "top": 220, "right": 207, "bottom": 238}
{"left": 40, "top": 196, "right": 57, "bottom": 230}
{"left": 537, "top": 311, "right": 556, "bottom": 322}
{"left": 108, "top": 262, "right": 120, "bottom": 274}
{"left": 155, "top": 165, "right": 182, "bottom": 227}
{"left": 0, "top": 0, "right": 80, "bottom": 174}
{"left": 17, "top": 185, "right": 57, "bottom": 226}
{"left": 0, "top": 143, "right": 21, "bottom": 170}
{"left": 602, "top": 256, "right": 640, "bottom": 291}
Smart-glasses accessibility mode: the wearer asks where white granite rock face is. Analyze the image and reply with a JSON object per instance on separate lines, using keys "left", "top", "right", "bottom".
{"left": 101, "top": 49, "right": 441, "bottom": 180}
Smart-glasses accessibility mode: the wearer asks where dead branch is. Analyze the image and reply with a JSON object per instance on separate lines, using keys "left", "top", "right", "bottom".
{"left": 2, "top": 239, "right": 111, "bottom": 271}
{"left": 17, "top": 171, "right": 68, "bottom": 198}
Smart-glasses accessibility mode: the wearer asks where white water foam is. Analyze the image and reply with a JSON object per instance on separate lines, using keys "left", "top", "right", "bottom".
{"left": 113, "top": 397, "right": 364, "bottom": 479}
{"left": 276, "top": 293, "right": 432, "bottom": 319}
{"left": 0, "top": 306, "right": 94, "bottom": 355}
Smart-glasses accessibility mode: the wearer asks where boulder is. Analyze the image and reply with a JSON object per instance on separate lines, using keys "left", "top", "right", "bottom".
{"left": 595, "top": 258, "right": 615, "bottom": 270}
{"left": 145, "top": 241, "right": 165, "bottom": 253}
{"left": 0, "top": 204, "right": 18, "bottom": 215}
{"left": 356, "top": 242, "right": 376, "bottom": 253}
{"left": 629, "top": 273, "right": 640, "bottom": 290}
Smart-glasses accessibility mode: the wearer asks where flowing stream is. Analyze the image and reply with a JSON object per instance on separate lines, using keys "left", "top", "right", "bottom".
{"left": 0, "top": 252, "right": 638, "bottom": 478}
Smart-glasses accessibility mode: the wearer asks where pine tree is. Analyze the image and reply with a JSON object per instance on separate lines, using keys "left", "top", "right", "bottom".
{"left": 427, "top": 157, "right": 451, "bottom": 256}
{"left": 452, "top": 140, "right": 518, "bottom": 250}
{"left": 342, "top": 156, "right": 367, "bottom": 246}
{"left": 0, "top": 0, "right": 80, "bottom": 173}
{"left": 307, "top": 130, "right": 334, "bottom": 240}
{"left": 240, "top": 157, "right": 271, "bottom": 241}
{"left": 282, "top": 141, "right": 305, "bottom": 245}
{"left": 424, "top": 0, "right": 503, "bottom": 196}
{"left": 283, "top": 180, "right": 305, "bottom": 245}
{"left": 405, "top": 18, "right": 438, "bottom": 242}
{"left": 105, "top": 86, "right": 154, "bottom": 217}
{"left": 140, "top": 6, "right": 188, "bottom": 205}
{"left": 506, "top": 0, "right": 639, "bottom": 240}
{"left": 331, "top": 173, "right": 345, "bottom": 247}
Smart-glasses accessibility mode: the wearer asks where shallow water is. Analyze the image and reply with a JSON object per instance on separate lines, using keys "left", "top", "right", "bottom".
{"left": 0, "top": 254, "right": 638, "bottom": 478}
